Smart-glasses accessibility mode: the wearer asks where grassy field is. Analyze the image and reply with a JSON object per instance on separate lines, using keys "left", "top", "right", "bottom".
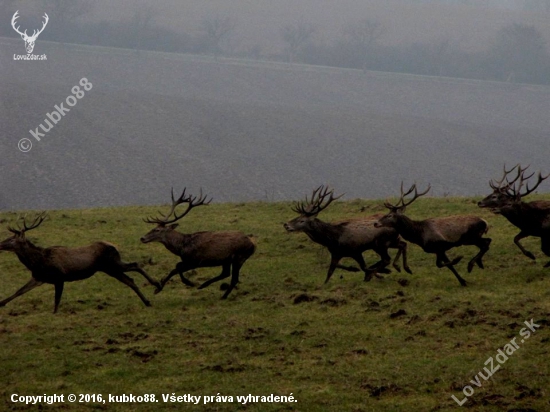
{"left": 0, "top": 197, "right": 548, "bottom": 411}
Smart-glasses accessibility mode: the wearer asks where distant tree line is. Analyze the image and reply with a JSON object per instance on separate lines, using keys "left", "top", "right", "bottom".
{"left": 2, "top": 0, "right": 549, "bottom": 85}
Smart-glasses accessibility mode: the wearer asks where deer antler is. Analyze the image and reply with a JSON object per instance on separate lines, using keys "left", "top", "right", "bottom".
{"left": 506, "top": 166, "right": 549, "bottom": 200}
{"left": 144, "top": 188, "right": 212, "bottom": 225}
{"left": 31, "top": 13, "right": 49, "bottom": 40}
{"left": 8, "top": 212, "right": 47, "bottom": 234}
{"left": 11, "top": 11, "right": 48, "bottom": 40}
{"left": 11, "top": 11, "right": 26, "bottom": 38}
{"left": 292, "top": 185, "right": 343, "bottom": 216}
{"left": 489, "top": 163, "right": 520, "bottom": 191}
{"left": 384, "top": 182, "right": 430, "bottom": 210}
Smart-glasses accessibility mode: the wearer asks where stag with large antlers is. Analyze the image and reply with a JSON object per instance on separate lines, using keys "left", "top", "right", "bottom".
{"left": 375, "top": 183, "right": 491, "bottom": 286}
{"left": 283, "top": 185, "right": 412, "bottom": 284}
{"left": 478, "top": 164, "right": 550, "bottom": 267}
{"left": 141, "top": 189, "right": 256, "bottom": 299}
{"left": 0, "top": 213, "right": 159, "bottom": 313}
{"left": 12, "top": 11, "right": 49, "bottom": 54}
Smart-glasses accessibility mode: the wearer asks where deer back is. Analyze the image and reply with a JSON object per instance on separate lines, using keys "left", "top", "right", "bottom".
{"left": 422, "top": 215, "right": 487, "bottom": 244}
{"left": 179, "top": 231, "right": 255, "bottom": 263}
{"left": 44, "top": 242, "right": 119, "bottom": 274}
{"left": 333, "top": 214, "right": 398, "bottom": 249}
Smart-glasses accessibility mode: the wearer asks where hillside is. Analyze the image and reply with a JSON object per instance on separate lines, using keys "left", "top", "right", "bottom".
{"left": 1, "top": 39, "right": 550, "bottom": 210}
{"left": 0, "top": 198, "right": 548, "bottom": 411}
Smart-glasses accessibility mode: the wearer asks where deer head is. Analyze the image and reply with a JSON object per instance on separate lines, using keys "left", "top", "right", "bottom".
{"left": 0, "top": 212, "right": 47, "bottom": 251}
{"left": 374, "top": 182, "right": 430, "bottom": 228}
{"left": 284, "top": 185, "right": 343, "bottom": 232}
{"left": 479, "top": 164, "right": 549, "bottom": 210}
{"left": 12, "top": 11, "right": 49, "bottom": 54}
{"left": 141, "top": 188, "right": 211, "bottom": 243}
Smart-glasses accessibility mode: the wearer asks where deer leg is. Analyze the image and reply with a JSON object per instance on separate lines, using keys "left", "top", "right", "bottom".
{"left": 175, "top": 262, "right": 195, "bottom": 287}
{"left": 541, "top": 237, "right": 550, "bottom": 268}
{"left": 107, "top": 271, "right": 151, "bottom": 307}
{"left": 0, "top": 278, "right": 44, "bottom": 308}
{"left": 198, "top": 264, "right": 231, "bottom": 290}
{"left": 351, "top": 254, "right": 371, "bottom": 281}
{"left": 121, "top": 262, "right": 162, "bottom": 291}
{"left": 53, "top": 282, "right": 64, "bottom": 314}
{"left": 395, "top": 240, "right": 412, "bottom": 274}
{"left": 221, "top": 263, "right": 241, "bottom": 299}
{"left": 437, "top": 253, "right": 467, "bottom": 286}
{"left": 390, "top": 244, "right": 402, "bottom": 273}
{"left": 325, "top": 255, "right": 341, "bottom": 284}
{"left": 367, "top": 248, "right": 391, "bottom": 276}
{"left": 514, "top": 231, "right": 536, "bottom": 260}
{"left": 156, "top": 263, "right": 194, "bottom": 294}
{"left": 335, "top": 264, "right": 361, "bottom": 272}
{"left": 467, "top": 238, "right": 492, "bottom": 273}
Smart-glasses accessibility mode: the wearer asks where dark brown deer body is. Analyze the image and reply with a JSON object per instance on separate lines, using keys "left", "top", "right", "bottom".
{"left": 284, "top": 186, "right": 411, "bottom": 284}
{"left": 141, "top": 189, "right": 255, "bottom": 299}
{"left": 478, "top": 164, "right": 550, "bottom": 266}
{"left": 0, "top": 214, "right": 159, "bottom": 313}
{"left": 375, "top": 184, "right": 491, "bottom": 286}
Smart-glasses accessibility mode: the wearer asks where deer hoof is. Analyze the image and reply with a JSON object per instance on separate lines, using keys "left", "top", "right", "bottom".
{"left": 526, "top": 252, "right": 536, "bottom": 260}
{"left": 404, "top": 267, "right": 413, "bottom": 275}
{"left": 364, "top": 272, "right": 373, "bottom": 282}
{"left": 393, "top": 264, "right": 402, "bottom": 273}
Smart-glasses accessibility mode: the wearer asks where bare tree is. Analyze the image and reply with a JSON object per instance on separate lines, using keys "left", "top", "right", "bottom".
{"left": 126, "top": 4, "right": 157, "bottom": 50}
{"left": 281, "top": 21, "right": 315, "bottom": 63}
{"left": 489, "top": 23, "right": 548, "bottom": 83}
{"left": 198, "top": 14, "right": 236, "bottom": 57}
{"left": 344, "top": 18, "right": 384, "bottom": 71}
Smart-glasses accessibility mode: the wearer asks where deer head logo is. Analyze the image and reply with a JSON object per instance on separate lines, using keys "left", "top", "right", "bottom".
{"left": 11, "top": 10, "right": 49, "bottom": 54}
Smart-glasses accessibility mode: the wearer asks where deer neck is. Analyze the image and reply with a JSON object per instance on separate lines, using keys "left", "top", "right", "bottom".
{"left": 302, "top": 218, "right": 344, "bottom": 248}
{"left": 392, "top": 214, "right": 426, "bottom": 246}
{"left": 15, "top": 240, "right": 45, "bottom": 271}
{"left": 499, "top": 201, "right": 541, "bottom": 229}
{"left": 160, "top": 230, "right": 190, "bottom": 255}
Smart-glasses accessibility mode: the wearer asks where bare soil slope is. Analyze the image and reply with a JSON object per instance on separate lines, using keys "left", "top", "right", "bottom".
{"left": 1, "top": 39, "right": 549, "bottom": 210}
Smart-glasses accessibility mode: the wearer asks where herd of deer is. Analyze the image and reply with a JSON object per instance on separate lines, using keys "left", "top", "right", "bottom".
{"left": 0, "top": 164, "right": 549, "bottom": 314}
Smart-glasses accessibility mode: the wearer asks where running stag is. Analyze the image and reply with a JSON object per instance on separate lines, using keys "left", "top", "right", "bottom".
{"left": 375, "top": 183, "right": 491, "bottom": 286}
{"left": 283, "top": 185, "right": 411, "bottom": 284}
{"left": 478, "top": 164, "right": 550, "bottom": 267}
{"left": 0, "top": 213, "right": 159, "bottom": 313}
{"left": 141, "top": 189, "right": 256, "bottom": 299}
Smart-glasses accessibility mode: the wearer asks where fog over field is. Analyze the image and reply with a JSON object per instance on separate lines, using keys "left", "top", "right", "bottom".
{"left": 1, "top": 0, "right": 550, "bottom": 210}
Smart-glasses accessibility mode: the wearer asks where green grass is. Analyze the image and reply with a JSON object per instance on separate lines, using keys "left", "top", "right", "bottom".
{"left": 1, "top": 197, "right": 549, "bottom": 411}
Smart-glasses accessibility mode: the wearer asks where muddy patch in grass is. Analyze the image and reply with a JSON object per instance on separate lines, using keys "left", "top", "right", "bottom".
{"left": 292, "top": 293, "right": 319, "bottom": 304}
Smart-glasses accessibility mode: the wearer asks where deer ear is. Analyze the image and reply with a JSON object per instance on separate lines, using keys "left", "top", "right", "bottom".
{"left": 169, "top": 223, "right": 179, "bottom": 230}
